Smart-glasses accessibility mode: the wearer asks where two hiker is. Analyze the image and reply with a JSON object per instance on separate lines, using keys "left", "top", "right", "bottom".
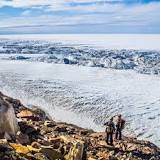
{"left": 104, "top": 114, "right": 125, "bottom": 145}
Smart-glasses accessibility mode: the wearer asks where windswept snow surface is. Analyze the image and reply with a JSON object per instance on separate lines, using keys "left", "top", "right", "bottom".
{"left": 0, "top": 34, "right": 160, "bottom": 146}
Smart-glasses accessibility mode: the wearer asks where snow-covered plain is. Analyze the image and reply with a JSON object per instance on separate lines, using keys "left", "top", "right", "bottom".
{"left": 0, "top": 34, "right": 160, "bottom": 146}
{"left": 1, "top": 34, "right": 160, "bottom": 50}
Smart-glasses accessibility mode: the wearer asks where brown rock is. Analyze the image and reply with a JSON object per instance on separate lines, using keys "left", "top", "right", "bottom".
{"left": 31, "top": 142, "right": 41, "bottom": 149}
{"left": 0, "top": 139, "right": 12, "bottom": 152}
{"left": 31, "top": 106, "right": 47, "bottom": 120}
{"left": 17, "top": 110, "right": 34, "bottom": 119}
{"left": 54, "top": 125, "right": 67, "bottom": 132}
{"left": 18, "top": 121, "right": 40, "bottom": 135}
{"left": 27, "top": 145, "right": 40, "bottom": 153}
{"left": 49, "top": 137, "right": 62, "bottom": 144}
{"left": 88, "top": 157, "right": 97, "bottom": 160}
{"left": 16, "top": 131, "right": 30, "bottom": 145}
{"left": 96, "top": 151, "right": 109, "bottom": 159}
{"left": 79, "top": 129, "right": 88, "bottom": 135}
{"left": 90, "top": 132, "right": 105, "bottom": 138}
{"left": 98, "top": 140, "right": 108, "bottom": 147}
{"left": 34, "top": 153, "right": 49, "bottom": 160}
{"left": 40, "top": 146, "right": 62, "bottom": 160}
{"left": 125, "top": 143, "right": 137, "bottom": 152}
{"left": 44, "top": 120, "right": 56, "bottom": 127}
{"left": 64, "top": 141, "right": 84, "bottom": 160}
{"left": 9, "top": 143, "right": 30, "bottom": 154}
{"left": 40, "top": 126, "right": 53, "bottom": 135}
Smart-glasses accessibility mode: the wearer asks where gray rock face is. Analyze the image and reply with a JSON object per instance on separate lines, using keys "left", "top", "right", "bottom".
{"left": 0, "top": 95, "right": 19, "bottom": 137}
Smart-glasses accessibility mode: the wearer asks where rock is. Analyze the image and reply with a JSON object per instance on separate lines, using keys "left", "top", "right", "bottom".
{"left": 90, "top": 132, "right": 105, "bottom": 138}
{"left": 54, "top": 125, "right": 67, "bottom": 132}
{"left": 142, "top": 146, "right": 153, "bottom": 155}
{"left": 79, "top": 130, "right": 88, "bottom": 136}
{"left": 125, "top": 143, "right": 137, "bottom": 152}
{"left": 88, "top": 157, "right": 97, "bottom": 160}
{"left": 34, "top": 153, "right": 49, "bottom": 160}
{"left": 9, "top": 143, "right": 30, "bottom": 154}
{"left": 4, "top": 132, "right": 12, "bottom": 141}
{"left": 0, "top": 139, "right": 12, "bottom": 152}
{"left": 98, "top": 140, "right": 108, "bottom": 147}
{"left": 49, "top": 137, "right": 62, "bottom": 144}
{"left": 44, "top": 120, "right": 56, "bottom": 127}
{"left": 17, "top": 110, "right": 34, "bottom": 119}
{"left": 31, "top": 106, "right": 47, "bottom": 120}
{"left": 16, "top": 131, "right": 30, "bottom": 144}
{"left": 64, "top": 141, "right": 84, "bottom": 160}
{"left": 18, "top": 121, "right": 40, "bottom": 135}
{"left": 0, "top": 96, "right": 19, "bottom": 137}
{"left": 96, "top": 151, "right": 109, "bottom": 159}
{"left": 27, "top": 145, "right": 40, "bottom": 153}
{"left": 31, "top": 142, "right": 41, "bottom": 149}
{"left": 49, "top": 137, "right": 62, "bottom": 149}
{"left": 40, "top": 126, "right": 53, "bottom": 135}
{"left": 40, "top": 146, "right": 62, "bottom": 160}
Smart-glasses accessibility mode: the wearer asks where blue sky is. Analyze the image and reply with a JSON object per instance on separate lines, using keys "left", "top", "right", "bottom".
{"left": 0, "top": 0, "right": 160, "bottom": 34}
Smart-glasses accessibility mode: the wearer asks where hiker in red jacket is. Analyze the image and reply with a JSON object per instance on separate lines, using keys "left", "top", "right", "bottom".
{"left": 115, "top": 114, "right": 125, "bottom": 140}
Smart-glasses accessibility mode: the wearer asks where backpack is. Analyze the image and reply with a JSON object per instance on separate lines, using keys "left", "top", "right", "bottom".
{"left": 117, "top": 119, "right": 125, "bottom": 129}
{"left": 105, "top": 122, "right": 114, "bottom": 133}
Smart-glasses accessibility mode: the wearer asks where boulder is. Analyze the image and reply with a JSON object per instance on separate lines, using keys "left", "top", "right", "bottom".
{"left": 16, "top": 131, "right": 30, "bottom": 145}
{"left": 34, "top": 153, "right": 49, "bottom": 160}
{"left": 17, "top": 110, "right": 34, "bottom": 119}
{"left": 54, "top": 125, "right": 67, "bottom": 132}
{"left": 31, "top": 106, "right": 47, "bottom": 120}
{"left": 44, "top": 120, "right": 56, "bottom": 127}
{"left": 96, "top": 151, "right": 109, "bottom": 159}
{"left": 40, "top": 146, "right": 62, "bottom": 160}
{"left": 0, "top": 96, "right": 19, "bottom": 137}
{"left": 65, "top": 141, "right": 84, "bottom": 160}
{"left": 31, "top": 142, "right": 41, "bottom": 149}
{"left": 9, "top": 143, "right": 30, "bottom": 154}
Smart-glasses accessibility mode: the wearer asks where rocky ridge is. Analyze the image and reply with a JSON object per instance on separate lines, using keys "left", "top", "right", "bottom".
{"left": 0, "top": 91, "right": 160, "bottom": 160}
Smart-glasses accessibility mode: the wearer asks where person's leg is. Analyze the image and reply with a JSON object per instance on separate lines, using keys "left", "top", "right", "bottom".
{"left": 106, "top": 133, "right": 109, "bottom": 144}
{"left": 116, "top": 128, "right": 120, "bottom": 140}
{"left": 110, "top": 133, "right": 113, "bottom": 145}
{"left": 119, "top": 128, "right": 122, "bottom": 140}
{"left": 115, "top": 129, "right": 118, "bottom": 139}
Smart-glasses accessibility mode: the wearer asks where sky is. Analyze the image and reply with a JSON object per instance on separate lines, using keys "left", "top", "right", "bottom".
{"left": 0, "top": 0, "right": 160, "bottom": 34}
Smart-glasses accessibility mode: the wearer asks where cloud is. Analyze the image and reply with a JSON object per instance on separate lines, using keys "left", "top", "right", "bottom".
{"left": 0, "top": 0, "right": 160, "bottom": 33}
{"left": 21, "top": 10, "right": 31, "bottom": 16}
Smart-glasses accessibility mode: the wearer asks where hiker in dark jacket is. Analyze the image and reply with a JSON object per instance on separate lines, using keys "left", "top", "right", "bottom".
{"left": 115, "top": 114, "right": 125, "bottom": 140}
{"left": 104, "top": 117, "right": 115, "bottom": 145}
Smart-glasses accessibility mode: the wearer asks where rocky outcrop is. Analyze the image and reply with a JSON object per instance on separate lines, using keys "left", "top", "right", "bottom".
{"left": 0, "top": 93, "right": 19, "bottom": 138}
{"left": 0, "top": 91, "right": 160, "bottom": 160}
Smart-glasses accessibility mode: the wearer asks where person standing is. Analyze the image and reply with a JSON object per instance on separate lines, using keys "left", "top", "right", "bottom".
{"left": 104, "top": 117, "right": 115, "bottom": 145}
{"left": 115, "top": 114, "right": 125, "bottom": 140}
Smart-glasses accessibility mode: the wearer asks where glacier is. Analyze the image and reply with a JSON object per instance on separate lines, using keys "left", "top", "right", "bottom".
{"left": 0, "top": 60, "right": 160, "bottom": 146}
{"left": 0, "top": 39, "right": 160, "bottom": 75}
{"left": 0, "top": 35, "right": 160, "bottom": 146}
